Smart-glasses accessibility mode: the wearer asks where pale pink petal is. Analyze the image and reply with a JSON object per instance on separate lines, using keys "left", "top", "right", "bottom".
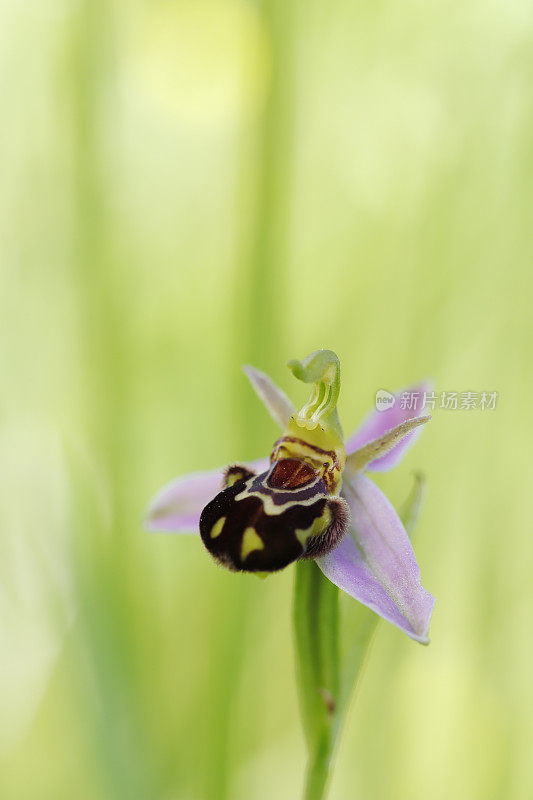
{"left": 145, "top": 458, "right": 270, "bottom": 533}
{"left": 317, "top": 473, "right": 435, "bottom": 643}
{"left": 345, "top": 381, "right": 432, "bottom": 471}
{"left": 242, "top": 365, "right": 294, "bottom": 429}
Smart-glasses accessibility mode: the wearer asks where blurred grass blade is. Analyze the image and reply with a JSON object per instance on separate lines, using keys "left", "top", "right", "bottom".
{"left": 401, "top": 472, "right": 427, "bottom": 537}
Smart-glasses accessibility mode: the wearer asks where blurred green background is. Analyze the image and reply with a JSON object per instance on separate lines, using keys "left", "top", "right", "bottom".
{"left": 1, "top": 0, "right": 532, "bottom": 798}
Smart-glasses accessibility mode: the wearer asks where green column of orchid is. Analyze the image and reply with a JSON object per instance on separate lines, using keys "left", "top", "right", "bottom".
{"left": 287, "top": 350, "right": 345, "bottom": 452}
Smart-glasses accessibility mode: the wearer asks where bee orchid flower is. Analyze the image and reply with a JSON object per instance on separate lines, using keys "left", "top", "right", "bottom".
{"left": 146, "top": 351, "right": 435, "bottom": 643}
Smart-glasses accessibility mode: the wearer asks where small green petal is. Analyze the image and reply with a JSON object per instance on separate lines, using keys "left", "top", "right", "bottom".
{"left": 346, "top": 415, "right": 431, "bottom": 474}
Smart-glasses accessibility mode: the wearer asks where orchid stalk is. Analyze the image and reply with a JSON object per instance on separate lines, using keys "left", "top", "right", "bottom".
{"left": 145, "top": 350, "right": 435, "bottom": 799}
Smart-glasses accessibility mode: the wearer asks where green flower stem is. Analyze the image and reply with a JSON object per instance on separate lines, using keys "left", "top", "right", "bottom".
{"left": 294, "top": 561, "right": 340, "bottom": 800}
{"left": 304, "top": 733, "right": 334, "bottom": 800}
{"left": 293, "top": 474, "right": 428, "bottom": 800}
{"left": 294, "top": 561, "right": 376, "bottom": 800}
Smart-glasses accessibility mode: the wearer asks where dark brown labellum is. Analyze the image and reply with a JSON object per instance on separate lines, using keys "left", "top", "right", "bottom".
{"left": 199, "top": 459, "right": 349, "bottom": 573}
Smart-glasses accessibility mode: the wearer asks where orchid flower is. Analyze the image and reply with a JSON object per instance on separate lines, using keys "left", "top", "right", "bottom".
{"left": 146, "top": 350, "right": 435, "bottom": 644}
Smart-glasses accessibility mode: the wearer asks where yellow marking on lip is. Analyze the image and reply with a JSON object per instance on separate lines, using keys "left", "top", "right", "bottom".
{"left": 226, "top": 469, "right": 247, "bottom": 487}
{"left": 210, "top": 517, "right": 226, "bottom": 538}
{"left": 295, "top": 507, "right": 331, "bottom": 547}
{"left": 241, "top": 527, "right": 264, "bottom": 560}
{"left": 295, "top": 526, "right": 312, "bottom": 547}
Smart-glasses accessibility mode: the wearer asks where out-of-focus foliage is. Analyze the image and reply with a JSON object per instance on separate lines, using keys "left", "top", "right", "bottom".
{"left": 0, "top": 0, "right": 531, "bottom": 798}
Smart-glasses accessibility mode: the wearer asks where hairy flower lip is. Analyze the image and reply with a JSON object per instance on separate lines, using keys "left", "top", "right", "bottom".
{"left": 145, "top": 366, "right": 435, "bottom": 643}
